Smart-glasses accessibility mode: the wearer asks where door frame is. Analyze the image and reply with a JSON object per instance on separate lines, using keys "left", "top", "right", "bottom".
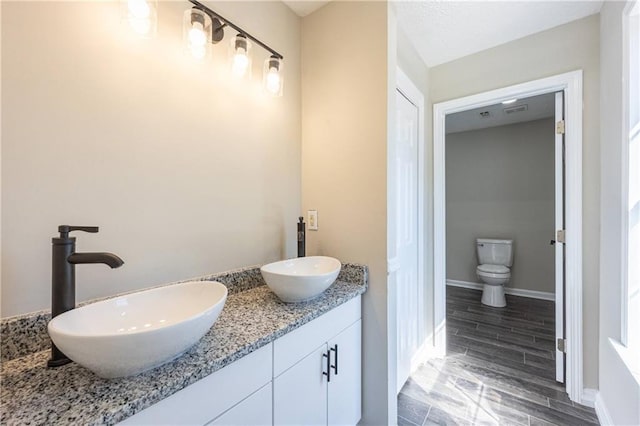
{"left": 392, "top": 67, "right": 427, "bottom": 391}
{"left": 554, "top": 91, "right": 566, "bottom": 383}
{"left": 432, "top": 70, "right": 585, "bottom": 404}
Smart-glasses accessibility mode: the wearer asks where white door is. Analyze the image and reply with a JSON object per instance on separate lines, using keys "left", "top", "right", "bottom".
{"left": 554, "top": 91, "right": 566, "bottom": 383}
{"left": 327, "top": 320, "right": 362, "bottom": 426}
{"left": 273, "top": 344, "right": 328, "bottom": 426}
{"left": 395, "top": 89, "right": 420, "bottom": 393}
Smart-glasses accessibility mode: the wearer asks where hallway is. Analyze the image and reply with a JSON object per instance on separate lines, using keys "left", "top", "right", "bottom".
{"left": 397, "top": 286, "right": 599, "bottom": 425}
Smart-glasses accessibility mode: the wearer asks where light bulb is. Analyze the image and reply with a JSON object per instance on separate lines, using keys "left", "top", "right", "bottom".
{"left": 128, "top": 0, "right": 150, "bottom": 19}
{"left": 266, "top": 67, "right": 281, "bottom": 95}
{"left": 232, "top": 49, "right": 249, "bottom": 77}
{"left": 124, "top": 0, "right": 155, "bottom": 36}
{"left": 230, "top": 35, "right": 251, "bottom": 78}
{"left": 183, "top": 9, "right": 212, "bottom": 59}
{"left": 263, "top": 56, "right": 283, "bottom": 96}
{"left": 188, "top": 22, "right": 207, "bottom": 48}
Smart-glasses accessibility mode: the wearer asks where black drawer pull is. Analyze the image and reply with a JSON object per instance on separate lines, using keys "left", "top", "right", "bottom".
{"left": 322, "top": 350, "right": 331, "bottom": 382}
{"left": 330, "top": 344, "right": 338, "bottom": 375}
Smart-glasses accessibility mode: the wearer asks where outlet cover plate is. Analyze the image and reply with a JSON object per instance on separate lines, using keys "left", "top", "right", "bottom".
{"left": 308, "top": 210, "right": 318, "bottom": 231}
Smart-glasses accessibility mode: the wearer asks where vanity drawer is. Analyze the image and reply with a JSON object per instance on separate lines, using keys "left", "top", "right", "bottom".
{"left": 119, "top": 343, "right": 272, "bottom": 425}
{"left": 207, "top": 383, "right": 272, "bottom": 426}
{"left": 273, "top": 296, "right": 360, "bottom": 377}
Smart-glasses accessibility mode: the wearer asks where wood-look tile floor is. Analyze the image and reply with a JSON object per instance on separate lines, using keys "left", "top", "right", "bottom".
{"left": 397, "top": 286, "right": 599, "bottom": 426}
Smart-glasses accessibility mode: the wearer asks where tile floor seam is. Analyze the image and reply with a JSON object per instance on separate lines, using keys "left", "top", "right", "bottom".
{"left": 421, "top": 405, "right": 432, "bottom": 426}
{"left": 398, "top": 414, "right": 420, "bottom": 426}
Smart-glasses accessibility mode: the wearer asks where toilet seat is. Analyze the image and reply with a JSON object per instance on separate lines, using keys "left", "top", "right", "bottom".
{"left": 476, "top": 264, "right": 510, "bottom": 285}
{"left": 477, "top": 264, "right": 510, "bottom": 274}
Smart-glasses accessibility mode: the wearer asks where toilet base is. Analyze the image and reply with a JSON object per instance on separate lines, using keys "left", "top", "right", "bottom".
{"left": 481, "top": 284, "right": 506, "bottom": 307}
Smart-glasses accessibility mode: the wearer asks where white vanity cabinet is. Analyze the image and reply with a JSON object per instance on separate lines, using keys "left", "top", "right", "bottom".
{"left": 273, "top": 298, "right": 362, "bottom": 426}
{"left": 119, "top": 296, "right": 361, "bottom": 426}
{"left": 273, "top": 343, "right": 329, "bottom": 425}
{"left": 207, "top": 383, "right": 272, "bottom": 426}
{"left": 119, "top": 343, "right": 273, "bottom": 426}
{"left": 327, "top": 320, "right": 362, "bottom": 426}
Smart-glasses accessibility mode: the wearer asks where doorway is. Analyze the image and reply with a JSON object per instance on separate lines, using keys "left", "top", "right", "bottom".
{"left": 432, "top": 71, "right": 585, "bottom": 404}
{"left": 445, "top": 91, "right": 565, "bottom": 383}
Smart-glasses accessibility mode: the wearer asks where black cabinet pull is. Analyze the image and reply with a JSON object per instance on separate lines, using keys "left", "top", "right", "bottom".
{"left": 330, "top": 344, "right": 338, "bottom": 375}
{"left": 322, "top": 350, "right": 331, "bottom": 382}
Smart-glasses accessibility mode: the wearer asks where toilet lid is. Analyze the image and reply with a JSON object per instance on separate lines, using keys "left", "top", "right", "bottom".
{"left": 477, "top": 264, "right": 510, "bottom": 274}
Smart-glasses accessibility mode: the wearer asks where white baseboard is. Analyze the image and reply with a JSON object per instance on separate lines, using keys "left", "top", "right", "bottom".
{"left": 595, "top": 391, "right": 613, "bottom": 425}
{"left": 446, "top": 279, "right": 484, "bottom": 291}
{"left": 446, "top": 279, "right": 556, "bottom": 301}
{"left": 580, "top": 388, "right": 597, "bottom": 408}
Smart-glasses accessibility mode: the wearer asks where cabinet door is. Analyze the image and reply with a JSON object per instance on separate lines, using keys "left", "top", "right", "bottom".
{"left": 208, "top": 383, "right": 272, "bottom": 426}
{"left": 274, "top": 343, "right": 328, "bottom": 426}
{"left": 328, "top": 320, "right": 361, "bottom": 426}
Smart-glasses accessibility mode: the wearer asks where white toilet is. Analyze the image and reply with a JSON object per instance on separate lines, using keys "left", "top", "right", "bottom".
{"left": 476, "top": 238, "right": 514, "bottom": 307}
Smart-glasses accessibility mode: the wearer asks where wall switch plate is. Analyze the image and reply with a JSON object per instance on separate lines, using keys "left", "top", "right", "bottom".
{"left": 308, "top": 210, "right": 318, "bottom": 231}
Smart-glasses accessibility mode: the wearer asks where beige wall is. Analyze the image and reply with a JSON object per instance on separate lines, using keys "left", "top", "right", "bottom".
{"left": 598, "top": 1, "right": 640, "bottom": 423}
{"left": 446, "top": 119, "right": 556, "bottom": 293}
{"left": 301, "top": 2, "right": 391, "bottom": 423}
{"left": 1, "top": 1, "right": 301, "bottom": 317}
{"left": 430, "top": 14, "right": 600, "bottom": 388}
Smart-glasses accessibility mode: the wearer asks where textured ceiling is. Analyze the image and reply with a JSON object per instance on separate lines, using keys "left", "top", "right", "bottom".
{"left": 282, "top": 1, "right": 330, "bottom": 17}
{"left": 394, "top": 1, "right": 603, "bottom": 67}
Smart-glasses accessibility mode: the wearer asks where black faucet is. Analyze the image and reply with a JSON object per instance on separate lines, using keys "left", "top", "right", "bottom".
{"left": 48, "top": 225, "right": 124, "bottom": 368}
{"left": 297, "top": 216, "right": 305, "bottom": 257}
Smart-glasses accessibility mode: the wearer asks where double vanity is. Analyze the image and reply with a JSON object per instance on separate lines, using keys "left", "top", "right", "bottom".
{"left": 1, "top": 261, "right": 367, "bottom": 425}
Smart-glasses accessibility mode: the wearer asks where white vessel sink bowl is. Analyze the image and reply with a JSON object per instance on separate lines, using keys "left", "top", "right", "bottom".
{"left": 48, "top": 281, "right": 227, "bottom": 379}
{"left": 261, "top": 256, "right": 341, "bottom": 303}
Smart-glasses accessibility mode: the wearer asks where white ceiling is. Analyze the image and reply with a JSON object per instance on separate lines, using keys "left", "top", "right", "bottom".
{"left": 282, "top": 1, "right": 330, "bottom": 17}
{"left": 393, "top": 1, "right": 603, "bottom": 67}
{"left": 283, "top": 1, "right": 602, "bottom": 67}
{"left": 446, "top": 92, "right": 556, "bottom": 134}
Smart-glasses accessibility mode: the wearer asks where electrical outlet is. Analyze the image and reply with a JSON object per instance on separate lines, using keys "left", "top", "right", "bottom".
{"left": 308, "top": 210, "right": 318, "bottom": 231}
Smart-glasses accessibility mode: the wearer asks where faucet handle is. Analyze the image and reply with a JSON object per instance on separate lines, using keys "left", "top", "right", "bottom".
{"left": 58, "top": 225, "right": 99, "bottom": 239}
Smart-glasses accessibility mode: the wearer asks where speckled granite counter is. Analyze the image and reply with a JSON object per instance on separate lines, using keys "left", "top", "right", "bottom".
{"left": 1, "top": 263, "right": 367, "bottom": 426}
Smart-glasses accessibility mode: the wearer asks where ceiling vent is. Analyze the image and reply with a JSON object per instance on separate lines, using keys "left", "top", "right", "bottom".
{"left": 479, "top": 111, "right": 491, "bottom": 118}
{"left": 504, "top": 104, "right": 528, "bottom": 114}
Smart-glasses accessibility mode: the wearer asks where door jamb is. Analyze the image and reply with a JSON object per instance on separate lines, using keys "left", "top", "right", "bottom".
{"left": 432, "top": 70, "right": 584, "bottom": 404}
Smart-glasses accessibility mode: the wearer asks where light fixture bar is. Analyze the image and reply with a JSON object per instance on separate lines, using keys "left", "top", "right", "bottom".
{"left": 187, "top": 0, "right": 284, "bottom": 60}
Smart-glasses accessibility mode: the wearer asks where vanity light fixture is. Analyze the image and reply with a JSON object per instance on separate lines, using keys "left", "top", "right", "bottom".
{"left": 230, "top": 34, "right": 252, "bottom": 78}
{"left": 184, "top": 0, "right": 284, "bottom": 96}
{"left": 264, "top": 55, "right": 284, "bottom": 96}
{"left": 183, "top": 8, "right": 213, "bottom": 60}
{"left": 123, "top": 0, "right": 157, "bottom": 36}
{"left": 502, "top": 98, "right": 518, "bottom": 105}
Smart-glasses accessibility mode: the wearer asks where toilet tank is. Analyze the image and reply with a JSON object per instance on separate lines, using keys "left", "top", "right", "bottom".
{"left": 476, "top": 238, "right": 514, "bottom": 266}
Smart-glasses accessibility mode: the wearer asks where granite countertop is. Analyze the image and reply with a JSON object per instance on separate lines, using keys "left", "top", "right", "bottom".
{"left": 1, "top": 263, "right": 367, "bottom": 426}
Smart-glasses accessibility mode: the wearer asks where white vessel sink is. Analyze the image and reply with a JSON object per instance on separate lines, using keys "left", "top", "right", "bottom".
{"left": 48, "top": 281, "right": 227, "bottom": 378}
{"left": 260, "top": 256, "right": 341, "bottom": 303}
